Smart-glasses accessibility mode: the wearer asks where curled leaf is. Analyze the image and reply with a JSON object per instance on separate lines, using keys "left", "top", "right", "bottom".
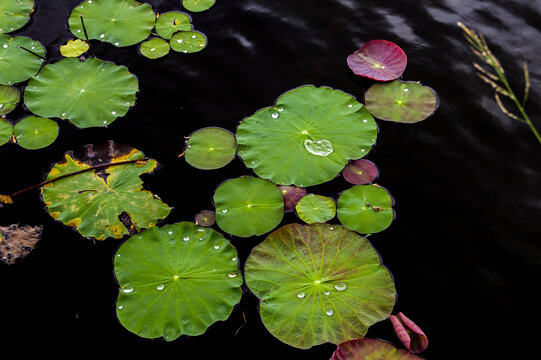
{"left": 331, "top": 338, "right": 422, "bottom": 360}
{"left": 389, "top": 312, "right": 428, "bottom": 353}
{"left": 0, "top": 225, "right": 42, "bottom": 265}
{"left": 60, "top": 39, "right": 89, "bottom": 57}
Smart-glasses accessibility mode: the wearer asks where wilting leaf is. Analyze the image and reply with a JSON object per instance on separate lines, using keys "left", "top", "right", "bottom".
{"left": 13, "top": 116, "right": 58, "bottom": 150}
{"left": 236, "top": 85, "right": 377, "bottom": 187}
{"left": 245, "top": 223, "right": 396, "bottom": 349}
{"left": 213, "top": 176, "right": 284, "bottom": 237}
{"left": 331, "top": 338, "right": 422, "bottom": 360}
{"left": 389, "top": 312, "right": 429, "bottom": 353}
{"left": 0, "top": 35, "right": 45, "bottom": 85}
{"left": 347, "top": 40, "right": 407, "bottom": 81}
{"left": 114, "top": 222, "right": 242, "bottom": 341}
{"left": 278, "top": 185, "right": 306, "bottom": 212}
{"left": 155, "top": 11, "right": 191, "bottom": 39}
{"left": 0, "top": 0, "right": 34, "bottom": 34}
{"left": 342, "top": 159, "right": 379, "bottom": 185}
{"left": 365, "top": 80, "right": 438, "bottom": 123}
{"left": 0, "top": 85, "right": 20, "bottom": 115}
{"left": 185, "top": 127, "right": 237, "bottom": 170}
{"left": 139, "top": 37, "right": 170, "bottom": 59}
{"left": 170, "top": 30, "right": 207, "bottom": 53}
{"left": 0, "top": 224, "right": 42, "bottom": 265}
{"left": 0, "top": 118, "right": 12, "bottom": 146}
{"left": 182, "top": 0, "right": 216, "bottom": 12}
{"left": 24, "top": 57, "right": 138, "bottom": 128}
{"left": 295, "top": 194, "right": 336, "bottom": 224}
{"left": 41, "top": 141, "right": 171, "bottom": 240}
{"left": 194, "top": 210, "right": 215, "bottom": 227}
{"left": 60, "top": 39, "right": 89, "bottom": 57}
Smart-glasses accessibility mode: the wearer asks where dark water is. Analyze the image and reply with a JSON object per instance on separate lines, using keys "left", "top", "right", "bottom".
{"left": 1, "top": 0, "right": 540, "bottom": 358}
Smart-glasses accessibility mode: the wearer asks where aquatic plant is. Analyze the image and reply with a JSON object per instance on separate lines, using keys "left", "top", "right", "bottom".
{"left": 194, "top": 210, "right": 215, "bottom": 227}
{"left": 155, "top": 11, "right": 192, "bottom": 39}
{"left": 139, "top": 37, "right": 170, "bottom": 58}
{"left": 331, "top": 338, "right": 422, "bottom": 360}
{"left": 295, "top": 194, "right": 336, "bottom": 224}
{"left": 0, "top": 0, "right": 34, "bottom": 34}
{"left": 0, "top": 84, "right": 20, "bottom": 115}
{"left": 0, "top": 224, "right": 42, "bottom": 265}
{"left": 347, "top": 40, "right": 407, "bottom": 81}
{"left": 59, "top": 39, "right": 89, "bottom": 57}
{"left": 0, "top": 34, "right": 45, "bottom": 85}
{"left": 183, "top": 0, "right": 216, "bottom": 13}
{"left": 278, "top": 185, "right": 307, "bottom": 212}
{"left": 184, "top": 127, "right": 237, "bottom": 170}
{"left": 13, "top": 116, "right": 58, "bottom": 150}
{"left": 342, "top": 159, "right": 379, "bottom": 185}
{"left": 170, "top": 30, "right": 207, "bottom": 53}
{"left": 389, "top": 312, "right": 429, "bottom": 354}
{"left": 0, "top": 118, "right": 11, "bottom": 146}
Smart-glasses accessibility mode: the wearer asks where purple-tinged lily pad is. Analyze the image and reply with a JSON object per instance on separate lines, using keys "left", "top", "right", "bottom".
{"left": 194, "top": 210, "right": 215, "bottom": 227}
{"left": 347, "top": 40, "right": 407, "bottom": 81}
{"left": 343, "top": 159, "right": 378, "bottom": 185}
{"left": 278, "top": 185, "right": 306, "bottom": 212}
{"left": 331, "top": 338, "right": 422, "bottom": 360}
{"left": 389, "top": 312, "right": 428, "bottom": 354}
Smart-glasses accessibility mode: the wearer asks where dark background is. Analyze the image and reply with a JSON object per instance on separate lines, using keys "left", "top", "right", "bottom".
{"left": 1, "top": 0, "right": 540, "bottom": 358}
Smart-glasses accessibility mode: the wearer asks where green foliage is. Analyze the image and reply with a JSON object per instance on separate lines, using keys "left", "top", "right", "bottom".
{"left": 0, "top": 34, "right": 45, "bottom": 85}
{"left": 183, "top": 0, "right": 216, "bottom": 13}
{"left": 0, "top": 118, "right": 12, "bottom": 146}
{"left": 139, "top": 37, "right": 170, "bottom": 59}
{"left": 170, "top": 30, "right": 207, "bottom": 53}
{"left": 13, "top": 116, "right": 58, "bottom": 150}
{"left": 0, "top": 0, "right": 34, "bottom": 34}
{"left": 0, "top": 84, "right": 20, "bottom": 115}
{"left": 295, "top": 194, "right": 336, "bottom": 224}
{"left": 184, "top": 127, "right": 237, "bottom": 170}
{"left": 331, "top": 339, "right": 422, "bottom": 360}
{"left": 59, "top": 39, "right": 89, "bottom": 57}
{"left": 155, "top": 11, "right": 191, "bottom": 39}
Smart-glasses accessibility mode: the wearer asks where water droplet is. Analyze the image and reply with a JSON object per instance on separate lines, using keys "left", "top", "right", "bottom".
{"left": 122, "top": 286, "right": 134, "bottom": 294}
{"left": 118, "top": 305, "right": 123, "bottom": 310}
{"left": 381, "top": 65, "right": 386, "bottom": 69}
{"left": 0, "top": 104, "right": 3, "bottom": 109}
{"left": 221, "top": 209, "right": 228, "bottom": 213}
{"left": 296, "top": 291, "right": 306, "bottom": 299}
{"left": 114, "top": 42, "right": 120, "bottom": 46}
{"left": 150, "top": 48, "right": 155, "bottom": 52}
{"left": 334, "top": 282, "right": 347, "bottom": 291}
{"left": 348, "top": 104, "right": 353, "bottom": 108}
{"left": 329, "top": 226, "right": 334, "bottom": 230}
{"left": 371, "top": 138, "right": 375, "bottom": 142}
{"left": 404, "top": 88, "right": 409, "bottom": 92}
{"left": 111, "top": 111, "right": 116, "bottom": 115}
{"left": 102, "top": 121, "right": 107, "bottom": 124}
{"left": 227, "top": 272, "right": 238, "bottom": 278}
{"left": 324, "top": 291, "right": 330, "bottom": 295}
{"left": 182, "top": 236, "right": 190, "bottom": 241}
{"left": 191, "top": 35, "right": 196, "bottom": 38}
{"left": 213, "top": 245, "right": 220, "bottom": 250}
{"left": 362, "top": 119, "right": 368, "bottom": 123}
{"left": 156, "top": 284, "right": 165, "bottom": 291}
{"left": 197, "top": 229, "right": 205, "bottom": 232}
{"left": 168, "top": 230, "right": 173, "bottom": 235}
{"left": 2, "top": 44, "right": 7, "bottom": 48}
{"left": 99, "top": 33, "right": 105, "bottom": 39}
{"left": 61, "top": 113, "right": 66, "bottom": 117}
{"left": 177, "top": 39, "right": 183, "bottom": 43}
{"left": 278, "top": 107, "right": 284, "bottom": 112}
{"left": 232, "top": 257, "right": 237, "bottom": 262}
{"left": 77, "top": 29, "right": 82, "bottom": 33}
{"left": 361, "top": 149, "right": 365, "bottom": 152}
{"left": 271, "top": 112, "right": 279, "bottom": 119}
{"left": 325, "top": 309, "right": 334, "bottom": 316}
{"left": 304, "top": 139, "right": 334, "bottom": 157}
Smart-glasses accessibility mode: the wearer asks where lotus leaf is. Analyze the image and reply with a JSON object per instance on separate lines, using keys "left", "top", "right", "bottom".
{"left": 295, "top": 194, "right": 336, "bottom": 224}
{"left": 41, "top": 142, "right": 172, "bottom": 240}
{"left": 114, "top": 222, "right": 242, "bottom": 341}
{"left": 236, "top": 85, "right": 378, "bottom": 187}
{"left": 13, "top": 116, "right": 58, "bottom": 150}
{"left": 170, "top": 30, "right": 207, "bottom": 53}
{"left": 364, "top": 80, "right": 438, "bottom": 123}
{"left": 69, "top": 0, "right": 155, "bottom": 47}
{"left": 279, "top": 185, "right": 306, "bottom": 212}
{"left": 0, "top": 35, "right": 45, "bottom": 85}
{"left": 185, "top": 127, "right": 237, "bottom": 170}
{"left": 155, "top": 11, "right": 191, "bottom": 39}
{"left": 183, "top": 0, "right": 215, "bottom": 12}
{"left": 342, "top": 159, "right": 378, "bottom": 185}
{"left": 24, "top": 57, "right": 138, "bottom": 128}
{"left": 244, "top": 223, "right": 396, "bottom": 349}
{"left": 60, "top": 39, "right": 89, "bottom": 57}
{"left": 139, "top": 37, "right": 170, "bottom": 59}
{"left": 337, "top": 185, "right": 394, "bottom": 234}
{"left": 194, "top": 210, "right": 215, "bottom": 227}
{"left": 331, "top": 339, "right": 422, "bottom": 360}
{"left": 0, "top": 118, "right": 12, "bottom": 146}
{"left": 213, "top": 176, "right": 284, "bottom": 237}
{"left": 0, "top": 0, "right": 33, "bottom": 34}
{"left": 0, "top": 84, "right": 20, "bottom": 115}
{"left": 347, "top": 40, "right": 407, "bottom": 81}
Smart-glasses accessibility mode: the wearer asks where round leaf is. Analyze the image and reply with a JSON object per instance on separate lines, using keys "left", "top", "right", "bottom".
{"left": 60, "top": 39, "right": 89, "bottom": 57}
{"left": 139, "top": 37, "right": 170, "bottom": 59}
{"left": 182, "top": 0, "right": 215, "bottom": 12}
{"left": 24, "top": 57, "right": 138, "bottom": 128}
{"left": 342, "top": 159, "right": 378, "bottom": 185}
{"left": 194, "top": 210, "right": 215, "bottom": 227}
{"left": 0, "top": 118, "right": 12, "bottom": 146}
{"left": 295, "top": 194, "right": 336, "bottom": 224}
{"left": 331, "top": 339, "right": 422, "bottom": 360}
{"left": 0, "top": 85, "right": 20, "bottom": 115}
{"left": 337, "top": 185, "right": 394, "bottom": 234}
{"left": 236, "top": 85, "right": 378, "bottom": 187}
{"left": 185, "top": 127, "right": 237, "bottom": 170}
{"left": 278, "top": 185, "right": 306, "bottom": 212}
{"left": 347, "top": 40, "right": 407, "bottom": 81}
{"left": 155, "top": 11, "right": 191, "bottom": 39}
{"left": 365, "top": 80, "right": 438, "bottom": 123}
{"left": 13, "top": 116, "right": 58, "bottom": 150}
{"left": 114, "top": 222, "right": 242, "bottom": 341}
{"left": 0, "top": 0, "right": 33, "bottom": 34}
{"left": 68, "top": 0, "right": 156, "bottom": 47}
{"left": 244, "top": 223, "right": 396, "bottom": 349}
{"left": 170, "top": 30, "right": 207, "bottom": 53}
{"left": 0, "top": 35, "right": 45, "bottom": 85}
{"left": 213, "top": 176, "right": 284, "bottom": 237}
{"left": 42, "top": 142, "right": 172, "bottom": 240}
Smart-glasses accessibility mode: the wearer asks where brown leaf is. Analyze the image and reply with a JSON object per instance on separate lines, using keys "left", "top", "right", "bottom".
{"left": 0, "top": 225, "right": 43, "bottom": 265}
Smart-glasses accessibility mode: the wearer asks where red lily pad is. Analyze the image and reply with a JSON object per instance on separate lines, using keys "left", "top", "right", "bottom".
{"left": 347, "top": 40, "right": 407, "bottom": 81}
{"left": 331, "top": 338, "right": 422, "bottom": 360}
{"left": 278, "top": 185, "right": 307, "bottom": 212}
{"left": 194, "top": 210, "right": 215, "bottom": 227}
{"left": 342, "top": 159, "right": 378, "bottom": 185}
{"left": 389, "top": 312, "right": 429, "bottom": 354}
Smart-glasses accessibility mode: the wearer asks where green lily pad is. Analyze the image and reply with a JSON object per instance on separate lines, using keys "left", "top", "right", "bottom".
{"left": 13, "top": 116, "right": 58, "bottom": 150}
{"left": 155, "top": 11, "right": 191, "bottom": 39}
{"left": 60, "top": 39, "right": 89, "bottom": 57}
{"left": 0, "top": 0, "right": 34, "bottom": 34}
{"left": 244, "top": 223, "right": 396, "bottom": 349}
{"left": 114, "top": 222, "right": 242, "bottom": 341}
{"left": 182, "top": 0, "right": 215, "bottom": 12}
{"left": 24, "top": 57, "right": 138, "bottom": 128}
{"left": 0, "top": 35, "right": 45, "bottom": 85}
{"left": 185, "top": 127, "right": 237, "bottom": 170}
{"left": 0, "top": 118, "right": 12, "bottom": 146}
{"left": 139, "top": 37, "right": 170, "bottom": 59}
{"left": 295, "top": 194, "right": 336, "bottom": 224}
{"left": 364, "top": 80, "right": 438, "bottom": 123}
{"left": 0, "top": 85, "right": 20, "bottom": 115}
{"left": 236, "top": 85, "right": 378, "bottom": 187}
{"left": 69, "top": 0, "right": 156, "bottom": 47}
{"left": 42, "top": 141, "right": 172, "bottom": 240}
{"left": 170, "top": 30, "right": 207, "bottom": 53}
{"left": 337, "top": 185, "right": 394, "bottom": 234}
{"left": 213, "top": 176, "right": 284, "bottom": 237}
{"left": 331, "top": 339, "right": 422, "bottom": 360}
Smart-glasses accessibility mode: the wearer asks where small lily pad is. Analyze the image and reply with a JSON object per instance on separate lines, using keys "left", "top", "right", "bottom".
{"left": 155, "top": 11, "right": 191, "bottom": 39}
{"left": 182, "top": 0, "right": 215, "bottom": 12}
{"left": 139, "top": 37, "right": 170, "bottom": 59}
{"left": 194, "top": 210, "right": 215, "bottom": 227}
{"left": 278, "top": 185, "right": 306, "bottom": 212}
{"left": 295, "top": 194, "right": 336, "bottom": 224}
{"left": 13, "top": 116, "right": 58, "bottom": 150}
{"left": 389, "top": 312, "right": 429, "bottom": 354}
{"left": 0, "top": 34, "right": 45, "bottom": 85}
{"left": 337, "top": 185, "right": 394, "bottom": 234}
{"left": 331, "top": 339, "right": 422, "bottom": 360}
{"left": 0, "top": 118, "right": 12, "bottom": 146}
{"left": 170, "top": 30, "right": 207, "bottom": 53}
{"left": 60, "top": 39, "right": 89, "bottom": 57}
{"left": 0, "top": 85, "right": 20, "bottom": 115}
{"left": 347, "top": 40, "right": 407, "bottom": 81}
{"left": 213, "top": 176, "right": 284, "bottom": 237}
{"left": 114, "top": 222, "right": 242, "bottom": 341}
{"left": 0, "top": 0, "right": 34, "bottom": 34}
{"left": 342, "top": 159, "right": 378, "bottom": 185}
{"left": 185, "top": 127, "right": 237, "bottom": 170}
{"left": 365, "top": 80, "right": 438, "bottom": 123}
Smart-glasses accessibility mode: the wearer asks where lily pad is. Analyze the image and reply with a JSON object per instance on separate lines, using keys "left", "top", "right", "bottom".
{"left": 0, "top": 34, "right": 45, "bottom": 85}
{"left": 295, "top": 194, "right": 336, "bottom": 224}
{"left": 185, "top": 127, "right": 237, "bottom": 170}
{"left": 155, "top": 11, "right": 191, "bottom": 39}
{"left": 170, "top": 30, "right": 207, "bottom": 53}
{"left": 364, "top": 80, "right": 438, "bottom": 123}
{"left": 0, "top": 85, "right": 20, "bottom": 115}
{"left": 69, "top": 0, "right": 156, "bottom": 47}
{"left": 60, "top": 39, "right": 89, "bottom": 57}
{"left": 0, "top": 118, "right": 12, "bottom": 146}
{"left": 41, "top": 141, "right": 172, "bottom": 240}
{"left": 24, "top": 57, "right": 138, "bottom": 128}
{"left": 236, "top": 85, "right": 378, "bottom": 187}
{"left": 244, "top": 223, "right": 396, "bottom": 349}
{"left": 13, "top": 116, "right": 58, "bottom": 150}
{"left": 0, "top": 0, "right": 34, "bottom": 34}
{"left": 114, "top": 222, "right": 242, "bottom": 341}
{"left": 337, "top": 185, "right": 394, "bottom": 234}
{"left": 331, "top": 339, "right": 422, "bottom": 360}
{"left": 194, "top": 210, "right": 215, "bottom": 227}
{"left": 278, "top": 185, "right": 306, "bottom": 212}
{"left": 342, "top": 159, "right": 378, "bottom": 185}
{"left": 182, "top": 0, "right": 215, "bottom": 12}
{"left": 139, "top": 37, "right": 170, "bottom": 59}
{"left": 213, "top": 176, "right": 284, "bottom": 237}
{"left": 347, "top": 40, "right": 407, "bottom": 81}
